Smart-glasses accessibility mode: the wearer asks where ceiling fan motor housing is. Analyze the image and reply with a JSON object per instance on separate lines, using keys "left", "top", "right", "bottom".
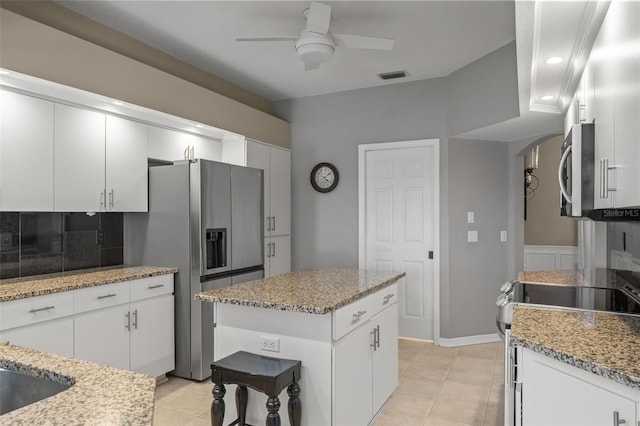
{"left": 295, "top": 30, "right": 335, "bottom": 64}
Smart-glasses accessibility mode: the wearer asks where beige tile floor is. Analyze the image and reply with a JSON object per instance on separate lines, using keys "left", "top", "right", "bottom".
{"left": 153, "top": 339, "right": 504, "bottom": 426}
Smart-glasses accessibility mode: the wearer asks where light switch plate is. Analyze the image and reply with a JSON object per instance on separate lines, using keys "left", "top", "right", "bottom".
{"left": 467, "top": 230, "right": 478, "bottom": 242}
{"left": 467, "top": 212, "right": 475, "bottom": 224}
{"left": 500, "top": 230, "right": 508, "bottom": 242}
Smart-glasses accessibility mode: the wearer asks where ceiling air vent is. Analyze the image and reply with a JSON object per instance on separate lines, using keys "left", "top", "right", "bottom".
{"left": 377, "top": 70, "right": 408, "bottom": 80}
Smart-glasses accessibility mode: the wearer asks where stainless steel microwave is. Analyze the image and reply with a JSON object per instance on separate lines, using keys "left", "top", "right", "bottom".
{"left": 559, "top": 123, "right": 595, "bottom": 217}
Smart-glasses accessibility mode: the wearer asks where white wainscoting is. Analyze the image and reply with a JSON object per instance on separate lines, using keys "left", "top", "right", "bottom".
{"left": 524, "top": 245, "right": 579, "bottom": 271}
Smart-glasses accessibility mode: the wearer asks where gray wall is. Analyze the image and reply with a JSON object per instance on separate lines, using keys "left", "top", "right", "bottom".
{"left": 273, "top": 42, "right": 522, "bottom": 339}
{"left": 445, "top": 139, "right": 510, "bottom": 337}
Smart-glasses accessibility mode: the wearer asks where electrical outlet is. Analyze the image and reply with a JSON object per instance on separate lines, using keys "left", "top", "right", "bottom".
{"left": 260, "top": 336, "right": 280, "bottom": 352}
{"left": 500, "top": 230, "right": 508, "bottom": 242}
{"left": 467, "top": 230, "right": 478, "bottom": 243}
{"left": 467, "top": 211, "right": 475, "bottom": 224}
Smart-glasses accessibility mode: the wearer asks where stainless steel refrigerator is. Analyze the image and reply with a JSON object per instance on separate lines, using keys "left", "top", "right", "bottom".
{"left": 125, "top": 159, "right": 264, "bottom": 380}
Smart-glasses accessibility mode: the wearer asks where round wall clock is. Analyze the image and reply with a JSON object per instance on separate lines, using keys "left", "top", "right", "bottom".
{"left": 310, "top": 162, "right": 339, "bottom": 193}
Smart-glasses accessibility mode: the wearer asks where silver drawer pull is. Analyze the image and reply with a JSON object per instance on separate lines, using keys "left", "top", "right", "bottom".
{"left": 383, "top": 294, "right": 394, "bottom": 303}
{"left": 148, "top": 284, "right": 164, "bottom": 290}
{"left": 352, "top": 310, "right": 367, "bottom": 321}
{"left": 29, "top": 306, "right": 55, "bottom": 314}
{"left": 97, "top": 293, "right": 117, "bottom": 300}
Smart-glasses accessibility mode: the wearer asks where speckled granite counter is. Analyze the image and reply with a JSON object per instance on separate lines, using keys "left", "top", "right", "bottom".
{"left": 0, "top": 265, "right": 178, "bottom": 302}
{"left": 196, "top": 268, "right": 406, "bottom": 314}
{"left": 517, "top": 268, "right": 630, "bottom": 288}
{"left": 0, "top": 342, "right": 155, "bottom": 425}
{"left": 511, "top": 306, "right": 640, "bottom": 390}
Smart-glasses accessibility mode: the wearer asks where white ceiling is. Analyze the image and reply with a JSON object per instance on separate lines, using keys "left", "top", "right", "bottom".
{"left": 53, "top": 1, "right": 603, "bottom": 142}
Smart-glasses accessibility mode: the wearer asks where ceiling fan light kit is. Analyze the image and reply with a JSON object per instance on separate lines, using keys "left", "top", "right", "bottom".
{"left": 235, "top": 1, "right": 396, "bottom": 71}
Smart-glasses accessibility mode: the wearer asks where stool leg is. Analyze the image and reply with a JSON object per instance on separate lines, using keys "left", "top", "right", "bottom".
{"left": 265, "top": 395, "right": 281, "bottom": 426}
{"left": 287, "top": 382, "right": 301, "bottom": 426}
{"left": 235, "top": 385, "right": 248, "bottom": 426}
{"left": 211, "top": 383, "right": 226, "bottom": 426}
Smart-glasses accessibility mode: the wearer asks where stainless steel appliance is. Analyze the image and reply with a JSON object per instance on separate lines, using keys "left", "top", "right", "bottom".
{"left": 559, "top": 123, "right": 595, "bottom": 217}
{"left": 125, "top": 159, "right": 264, "bottom": 380}
{"left": 496, "top": 272, "right": 640, "bottom": 425}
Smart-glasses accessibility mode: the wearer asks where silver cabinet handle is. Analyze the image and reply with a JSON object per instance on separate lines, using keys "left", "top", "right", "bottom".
{"left": 184, "top": 146, "right": 190, "bottom": 160}
{"left": 272, "top": 242, "right": 276, "bottom": 257}
{"left": 370, "top": 328, "right": 377, "bottom": 350}
{"left": 603, "top": 158, "right": 618, "bottom": 198}
{"left": 383, "top": 294, "right": 394, "bottom": 304}
{"left": 352, "top": 310, "right": 367, "bottom": 321}
{"left": 148, "top": 284, "right": 164, "bottom": 289}
{"left": 558, "top": 145, "right": 572, "bottom": 203}
{"left": 125, "top": 311, "right": 131, "bottom": 331}
{"left": 99, "top": 191, "right": 105, "bottom": 209}
{"left": 613, "top": 411, "right": 626, "bottom": 425}
{"left": 132, "top": 309, "right": 138, "bottom": 330}
{"left": 97, "top": 293, "right": 116, "bottom": 300}
{"left": 108, "top": 189, "right": 114, "bottom": 208}
{"left": 376, "top": 325, "right": 380, "bottom": 349}
{"left": 29, "top": 306, "right": 55, "bottom": 314}
{"left": 272, "top": 216, "right": 276, "bottom": 232}
{"left": 266, "top": 243, "right": 271, "bottom": 258}
{"left": 600, "top": 159, "right": 606, "bottom": 199}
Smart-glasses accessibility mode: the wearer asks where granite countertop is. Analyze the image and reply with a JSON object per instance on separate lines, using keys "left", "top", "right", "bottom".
{"left": 517, "top": 268, "right": 629, "bottom": 288}
{"left": 196, "top": 268, "right": 406, "bottom": 314}
{"left": 0, "top": 265, "right": 178, "bottom": 302}
{"left": 0, "top": 342, "right": 155, "bottom": 425}
{"left": 510, "top": 305, "right": 640, "bottom": 390}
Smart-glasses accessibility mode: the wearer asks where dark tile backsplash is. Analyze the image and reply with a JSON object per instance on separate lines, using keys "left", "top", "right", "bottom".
{"left": 0, "top": 212, "right": 124, "bottom": 279}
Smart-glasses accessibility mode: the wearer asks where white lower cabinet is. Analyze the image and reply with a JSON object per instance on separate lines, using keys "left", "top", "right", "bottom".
{"left": 0, "top": 274, "right": 175, "bottom": 377}
{"left": 332, "top": 284, "right": 399, "bottom": 425}
{"left": 265, "top": 235, "right": 291, "bottom": 277}
{"left": 520, "top": 347, "right": 639, "bottom": 426}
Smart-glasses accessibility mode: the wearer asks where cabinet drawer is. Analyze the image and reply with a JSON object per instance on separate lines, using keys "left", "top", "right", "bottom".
{"left": 74, "top": 281, "right": 130, "bottom": 314}
{"left": 130, "top": 275, "right": 174, "bottom": 302}
{"left": 333, "top": 295, "right": 372, "bottom": 340}
{"left": 0, "top": 292, "right": 74, "bottom": 331}
{"left": 370, "top": 283, "right": 398, "bottom": 316}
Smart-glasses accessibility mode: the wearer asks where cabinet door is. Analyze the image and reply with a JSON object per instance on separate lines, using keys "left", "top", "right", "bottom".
{"left": 54, "top": 104, "right": 105, "bottom": 212}
{"left": 0, "top": 91, "right": 54, "bottom": 211}
{"left": 247, "top": 140, "right": 271, "bottom": 234}
{"left": 0, "top": 318, "right": 73, "bottom": 358}
{"left": 268, "top": 235, "right": 291, "bottom": 277}
{"left": 611, "top": 1, "right": 640, "bottom": 208}
{"left": 521, "top": 348, "right": 638, "bottom": 426}
{"left": 333, "top": 323, "right": 373, "bottom": 426}
{"left": 130, "top": 295, "right": 175, "bottom": 377}
{"left": 148, "top": 126, "right": 190, "bottom": 162}
{"left": 74, "top": 304, "right": 130, "bottom": 371}
{"left": 269, "top": 147, "right": 291, "bottom": 236}
{"left": 372, "top": 304, "right": 398, "bottom": 413}
{"left": 105, "top": 116, "right": 148, "bottom": 212}
{"left": 192, "top": 134, "right": 222, "bottom": 161}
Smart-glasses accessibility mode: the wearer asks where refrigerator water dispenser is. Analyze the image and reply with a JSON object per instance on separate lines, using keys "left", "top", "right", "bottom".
{"left": 206, "top": 228, "right": 226, "bottom": 269}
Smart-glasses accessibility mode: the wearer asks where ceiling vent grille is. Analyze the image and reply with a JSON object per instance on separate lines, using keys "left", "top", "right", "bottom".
{"left": 377, "top": 70, "right": 408, "bottom": 80}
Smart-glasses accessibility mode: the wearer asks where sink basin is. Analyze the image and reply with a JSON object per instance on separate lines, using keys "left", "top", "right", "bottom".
{"left": 0, "top": 368, "right": 72, "bottom": 415}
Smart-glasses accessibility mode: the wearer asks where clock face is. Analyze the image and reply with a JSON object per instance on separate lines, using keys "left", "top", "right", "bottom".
{"left": 310, "top": 163, "right": 339, "bottom": 193}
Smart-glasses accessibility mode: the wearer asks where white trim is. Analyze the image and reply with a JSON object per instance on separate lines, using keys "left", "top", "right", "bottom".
{"left": 439, "top": 333, "right": 501, "bottom": 348}
{"left": 524, "top": 244, "right": 578, "bottom": 271}
{"left": 358, "top": 138, "right": 440, "bottom": 344}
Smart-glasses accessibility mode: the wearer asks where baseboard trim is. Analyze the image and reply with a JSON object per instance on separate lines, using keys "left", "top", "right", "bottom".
{"left": 438, "top": 333, "right": 501, "bottom": 347}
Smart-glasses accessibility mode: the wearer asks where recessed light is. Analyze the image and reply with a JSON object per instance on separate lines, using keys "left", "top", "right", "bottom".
{"left": 195, "top": 124, "right": 203, "bottom": 128}
{"left": 546, "top": 57, "right": 563, "bottom": 64}
{"left": 113, "top": 100, "right": 124, "bottom": 106}
{"left": 541, "top": 95, "right": 554, "bottom": 101}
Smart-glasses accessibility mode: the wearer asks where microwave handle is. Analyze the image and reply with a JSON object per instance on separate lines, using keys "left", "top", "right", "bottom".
{"left": 558, "top": 145, "right": 572, "bottom": 203}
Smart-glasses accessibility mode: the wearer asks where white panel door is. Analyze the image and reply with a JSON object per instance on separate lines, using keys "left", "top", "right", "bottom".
{"left": 0, "top": 90, "right": 55, "bottom": 211}
{"left": 105, "top": 116, "right": 148, "bottom": 212}
{"left": 364, "top": 143, "right": 437, "bottom": 340}
{"left": 54, "top": 104, "right": 106, "bottom": 212}
{"left": 269, "top": 147, "right": 291, "bottom": 236}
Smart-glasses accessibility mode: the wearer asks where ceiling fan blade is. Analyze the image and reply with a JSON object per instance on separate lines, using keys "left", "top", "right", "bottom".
{"left": 332, "top": 34, "right": 395, "bottom": 50}
{"left": 235, "top": 36, "right": 298, "bottom": 42}
{"left": 304, "top": 61, "right": 321, "bottom": 71}
{"left": 306, "top": 2, "right": 331, "bottom": 35}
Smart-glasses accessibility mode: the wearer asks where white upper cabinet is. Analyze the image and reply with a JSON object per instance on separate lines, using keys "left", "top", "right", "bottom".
{"left": 54, "top": 104, "right": 106, "bottom": 212}
{"left": 106, "top": 116, "right": 148, "bottom": 212}
{"left": 0, "top": 90, "right": 55, "bottom": 211}
{"left": 148, "top": 126, "right": 221, "bottom": 162}
{"left": 592, "top": 1, "right": 640, "bottom": 209}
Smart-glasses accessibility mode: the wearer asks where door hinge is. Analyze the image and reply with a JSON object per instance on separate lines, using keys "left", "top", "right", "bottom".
{"left": 428, "top": 251, "right": 434, "bottom": 259}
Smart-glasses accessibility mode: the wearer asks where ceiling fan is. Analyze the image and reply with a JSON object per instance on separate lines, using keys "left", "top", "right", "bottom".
{"left": 235, "top": 2, "right": 395, "bottom": 71}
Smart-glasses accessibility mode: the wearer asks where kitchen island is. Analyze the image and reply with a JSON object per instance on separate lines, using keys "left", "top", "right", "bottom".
{"left": 196, "top": 268, "right": 405, "bottom": 426}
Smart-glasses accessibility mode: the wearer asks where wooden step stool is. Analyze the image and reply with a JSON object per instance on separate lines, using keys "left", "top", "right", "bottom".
{"left": 210, "top": 351, "right": 302, "bottom": 426}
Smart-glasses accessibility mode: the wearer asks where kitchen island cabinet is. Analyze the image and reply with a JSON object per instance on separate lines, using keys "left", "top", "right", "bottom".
{"left": 196, "top": 268, "right": 404, "bottom": 426}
